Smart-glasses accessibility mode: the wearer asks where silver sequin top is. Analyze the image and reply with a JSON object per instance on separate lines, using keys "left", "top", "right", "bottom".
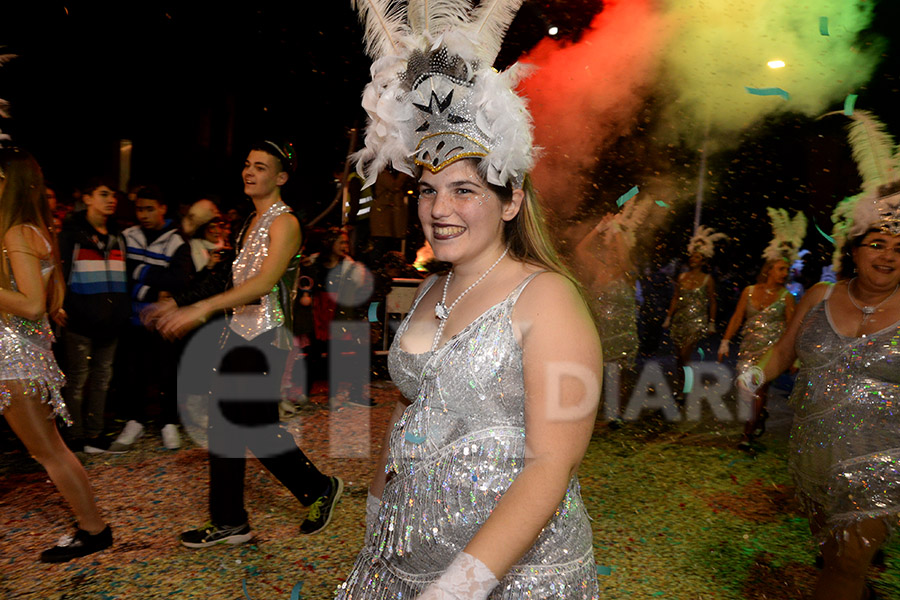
{"left": 229, "top": 201, "right": 292, "bottom": 341}
{"left": 736, "top": 286, "right": 788, "bottom": 373}
{"left": 789, "top": 287, "right": 900, "bottom": 530}
{"left": 0, "top": 227, "right": 68, "bottom": 423}
{"left": 336, "top": 273, "right": 598, "bottom": 600}
{"left": 670, "top": 275, "right": 710, "bottom": 349}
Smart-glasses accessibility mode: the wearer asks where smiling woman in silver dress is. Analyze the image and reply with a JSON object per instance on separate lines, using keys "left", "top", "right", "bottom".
{"left": 742, "top": 113, "right": 900, "bottom": 600}
{"left": 335, "top": 2, "right": 602, "bottom": 599}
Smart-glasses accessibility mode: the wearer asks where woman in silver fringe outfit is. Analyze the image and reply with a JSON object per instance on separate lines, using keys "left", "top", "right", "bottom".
{"left": 336, "top": 2, "right": 602, "bottom": 598}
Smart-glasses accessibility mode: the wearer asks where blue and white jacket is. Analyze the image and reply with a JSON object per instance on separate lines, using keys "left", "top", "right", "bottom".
{"left": 123, "top": 220, "right": 194, "bottom": 324}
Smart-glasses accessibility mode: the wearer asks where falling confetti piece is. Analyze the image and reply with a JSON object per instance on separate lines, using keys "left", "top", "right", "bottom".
{"left": 843, "top": 94, "right": 858, "bottom": 116}
{"left": 368, "top": 301, "right": 380, "bottom": 323}
{"left": 745, "top": 87, "right": 791, "bottom": 101}
{"left": 697, "top": 348, "right": 705, "bottom": 361}
{"left": 819, "top": 16, "right": 829, "bottom": 36}
{"left": 616, "top": 185, "right": 639, "bottom": 207}
{"left": 682, "top": 366, "right": 694, "bottom": 394}
{"left": 405, "top": 431, "right": 427, "bottom": 444}
{"left": 655, "top": 200, "right": 669, "bottom": 208}
{"left": 815, "top": 223, "right": 834, "bottom": 244}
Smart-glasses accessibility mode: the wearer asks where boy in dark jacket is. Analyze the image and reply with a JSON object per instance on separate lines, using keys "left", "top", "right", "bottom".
{"left": 57, "top": 178, "right": 130, "bottom": 452}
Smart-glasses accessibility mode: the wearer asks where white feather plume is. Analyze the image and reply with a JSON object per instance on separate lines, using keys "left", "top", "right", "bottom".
{"left": 688, "top": 225, "right": 727, "bottom": 258}
{"left": 463, "top": 0, "right": 524, "bottom": 63}
{"left": 353, "top": 0, "right": 411, "bottom": 59}
{"left": 762, "top": 207, "right": 806, "bottom": 262}
{"left": 845, "top": 110, "right": 899, "bottom": 194}
{"left": 408, "top": 0, "right": 474, "bottom": 37}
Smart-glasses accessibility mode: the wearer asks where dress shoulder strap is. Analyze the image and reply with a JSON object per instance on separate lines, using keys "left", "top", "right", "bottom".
{"left": 21, "top": 224, "right": 53, "bottom": 254}
{"left": 505, "top": 270, "right": 548, "bottom": 307}
{"left": 407, "top": 275, "right": 440, "bottom": 316}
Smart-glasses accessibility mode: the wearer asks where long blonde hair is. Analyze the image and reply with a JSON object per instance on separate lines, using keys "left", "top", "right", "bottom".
{"left": 0, "top": 148, "right": 64, "bottom": 318}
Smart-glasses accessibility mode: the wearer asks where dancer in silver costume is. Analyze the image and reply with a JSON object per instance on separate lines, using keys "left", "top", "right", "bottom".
{"left": 0, "top": 148, "right": 112, "bottom": 562}
{"left": 719, "top": 260, "right": 794, "bottom": 448}
{"left": 741, "top": 112, "right": 900, "bottom": 599}
{"left": 338, "top": 2, "right": 601, "bottom": 598}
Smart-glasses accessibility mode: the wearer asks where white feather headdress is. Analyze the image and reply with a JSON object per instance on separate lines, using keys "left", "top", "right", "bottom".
{"left": 600, "top": 198, "right": 654, "bottom": 251}
{"left": 351, "top": 0, "right": 534, "bottom": 188}
{"left": 762, "top": 208, "right": 806, "bottom": 263}
{"left": 687, "top": 225, "right": 727, "bottom": 259}
{"left": 826, "top": 110, "right": 900, "bottom": 268}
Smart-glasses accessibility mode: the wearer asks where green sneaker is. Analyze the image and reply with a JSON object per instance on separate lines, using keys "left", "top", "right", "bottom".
{"left": 300, "top": 477, "right": 343, "bottom": 535}
{"left": 179, "top": 522, "right": 253, "bottom": 548}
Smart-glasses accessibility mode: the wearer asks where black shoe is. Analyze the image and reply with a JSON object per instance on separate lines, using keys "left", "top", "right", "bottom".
{"left": 752, "top": 408, "right": 769, "bottom": 438}
{"left": 40, "top": 525, "right": 112, "bottom": 563}
{"left": 300, "top": 476, "right": 343, "bottom": 535}
{"left": 737, "top": 437, "right": 752, "bottom": 452}
{"left": 179, "top": 522, "right": 253, "bottom": 548}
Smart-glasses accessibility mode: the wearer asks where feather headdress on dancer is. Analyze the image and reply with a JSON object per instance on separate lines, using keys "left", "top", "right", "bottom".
{"left": 597, "top": 198, "right": 654, "bottom": 251}
{"left": 351, "top": 0, "right": 535, "bottom": 189}
{"left": 687, "top": 225, "right": 727, "bottom": 259}
{"left": 762, "top": 208, "right": 807, "bottom": 263}
{"left": 827, "top": 110, "right": 900, "bottom": 268}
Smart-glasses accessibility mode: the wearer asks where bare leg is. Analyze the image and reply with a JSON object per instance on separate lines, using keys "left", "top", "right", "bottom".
{"left": 742, "top": 383, "right": 769, "bottom": 440}
{"left": 812, "top": 516, "right": 886, "bottom": 600}
{"left": 3, "top": 384, "right": 106, "bottom": 534}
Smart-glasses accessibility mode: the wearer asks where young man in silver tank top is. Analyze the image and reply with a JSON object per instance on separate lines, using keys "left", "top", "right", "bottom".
{"left": 147, "top": 141, "right": 343, "bottom": 546}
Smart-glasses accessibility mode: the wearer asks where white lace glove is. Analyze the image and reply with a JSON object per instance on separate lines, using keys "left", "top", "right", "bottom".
{"left": 662, "top": 315, "right": 671, "bottom": 328}
{"left": 365, "top": 492, "right": 381, "bottom": 541}
{"left": 717, "top": 339, "right": 730, "bottom": 359}
{"left": 415, "top": 552, "right": 499, "bottom": 600}
{"left": 736, "top": 366, "right": 765, "bottom": 393}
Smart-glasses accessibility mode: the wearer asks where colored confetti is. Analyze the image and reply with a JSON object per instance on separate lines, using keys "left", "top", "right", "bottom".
{"left": 819, "top": 16, "right": 829, "bottom": 36}
{"left": 744, "top": 87, "right": 791, "bottom": 101}
{"left": 616, "top": 185, "right": 639, "bottom": 207}
{"left": 290, "top": 582, "right": 303, "bottom": 600}
{"left": 697, "top": 348, "right": 705, "bottom": 361}
{"left": 368, "top": 301, "right": 380, "bottom": 323}
{"left": 405, "top": 431, "right": 427, "bottom": 444}
{"left": 682, "top": 366, "right": 694, "bottom": 394}
{"left": 597, "top": 565, "right": 613, "bottom": 576}
{"left": 815, "top": 223, "right": 835, "bottom": 244}
{"left": 655, "top": 200, "right": 669, "bottom": 208}
{"left": 844, "top": 93, "right": 858, "bottom": 116}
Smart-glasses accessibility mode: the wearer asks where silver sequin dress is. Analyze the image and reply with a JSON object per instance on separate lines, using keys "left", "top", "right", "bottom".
{"left": 335, "top": 274, "right": 599, "bottom": 599}
{"left": 591, "top": 279, "right": 638, "bottom": 368}
{"left": 736, "top": 287, "right": 788, "bottom": 375}
{"left": 0, "top": 229, "right": 68, "bottom": 423}
{"left": 789, "top": 287, "right": 900, "bottom": 533}
{"left": 670, "top": 275, "right": 709, "bottom": 349}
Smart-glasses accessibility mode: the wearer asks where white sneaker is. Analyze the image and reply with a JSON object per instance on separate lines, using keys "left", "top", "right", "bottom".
{"left": 161, "top": 424, "right": 181, "bottom": 450}
{"left": 113, "top": 420, "right": 144, "bottom": 446}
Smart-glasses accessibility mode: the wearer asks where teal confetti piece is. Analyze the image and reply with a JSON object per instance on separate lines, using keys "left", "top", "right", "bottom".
{"left": 815, "top": 223, "right": 834, "bottom": 245}
{"left": 844, "top": 94, "right": 858, "bottom": 116}
{"left": 405, "top": 431, "right": 427, "bottom": 444}
{"left": 290, "top": 582, "right": 304, "bottom": 600}
{"left": 368, "top": 301, "right": 380, "bottom": 323}
{"left": 819, "top": 16, "right": 829, "bottom": 36}
{"left": 597, "top": 565, "right": 613, "bottom": 576}
{"left": 655, "top": 200, "right": 669, "bottom": 208}
{"left": 682, "top": 366, "right": 694, "bottom": 394}
{"left": 697, "top": 347, "right": 705, "bottom": 361}
{"left": 616, "top": 185, "right": 639, "bottom": 207}
{"left": 242, "top": 579, "right": 253, "bottom": 600}
{"left": 745, "top": 87, "right": 790, "bottom": 101}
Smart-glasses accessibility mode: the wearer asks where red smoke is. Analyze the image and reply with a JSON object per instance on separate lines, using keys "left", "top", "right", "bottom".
{"left": 519, "top": 0, "right": 665, "bottom": 217}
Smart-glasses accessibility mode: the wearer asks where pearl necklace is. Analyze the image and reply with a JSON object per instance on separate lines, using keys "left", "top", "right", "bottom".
{"left": 847, "top": 277, "right": 900, "bottom": 325}
{"left": 432, "top": 246, "right": 509, "bottom": 349}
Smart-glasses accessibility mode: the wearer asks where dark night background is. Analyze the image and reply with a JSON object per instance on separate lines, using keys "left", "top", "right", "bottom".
{"left": 0, "top": 0, "right": 898, "bottom": 287}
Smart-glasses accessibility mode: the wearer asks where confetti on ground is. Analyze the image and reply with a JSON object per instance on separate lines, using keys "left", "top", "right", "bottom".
{"left": 2, "top": 379, "right": 898, "bottom": 599}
